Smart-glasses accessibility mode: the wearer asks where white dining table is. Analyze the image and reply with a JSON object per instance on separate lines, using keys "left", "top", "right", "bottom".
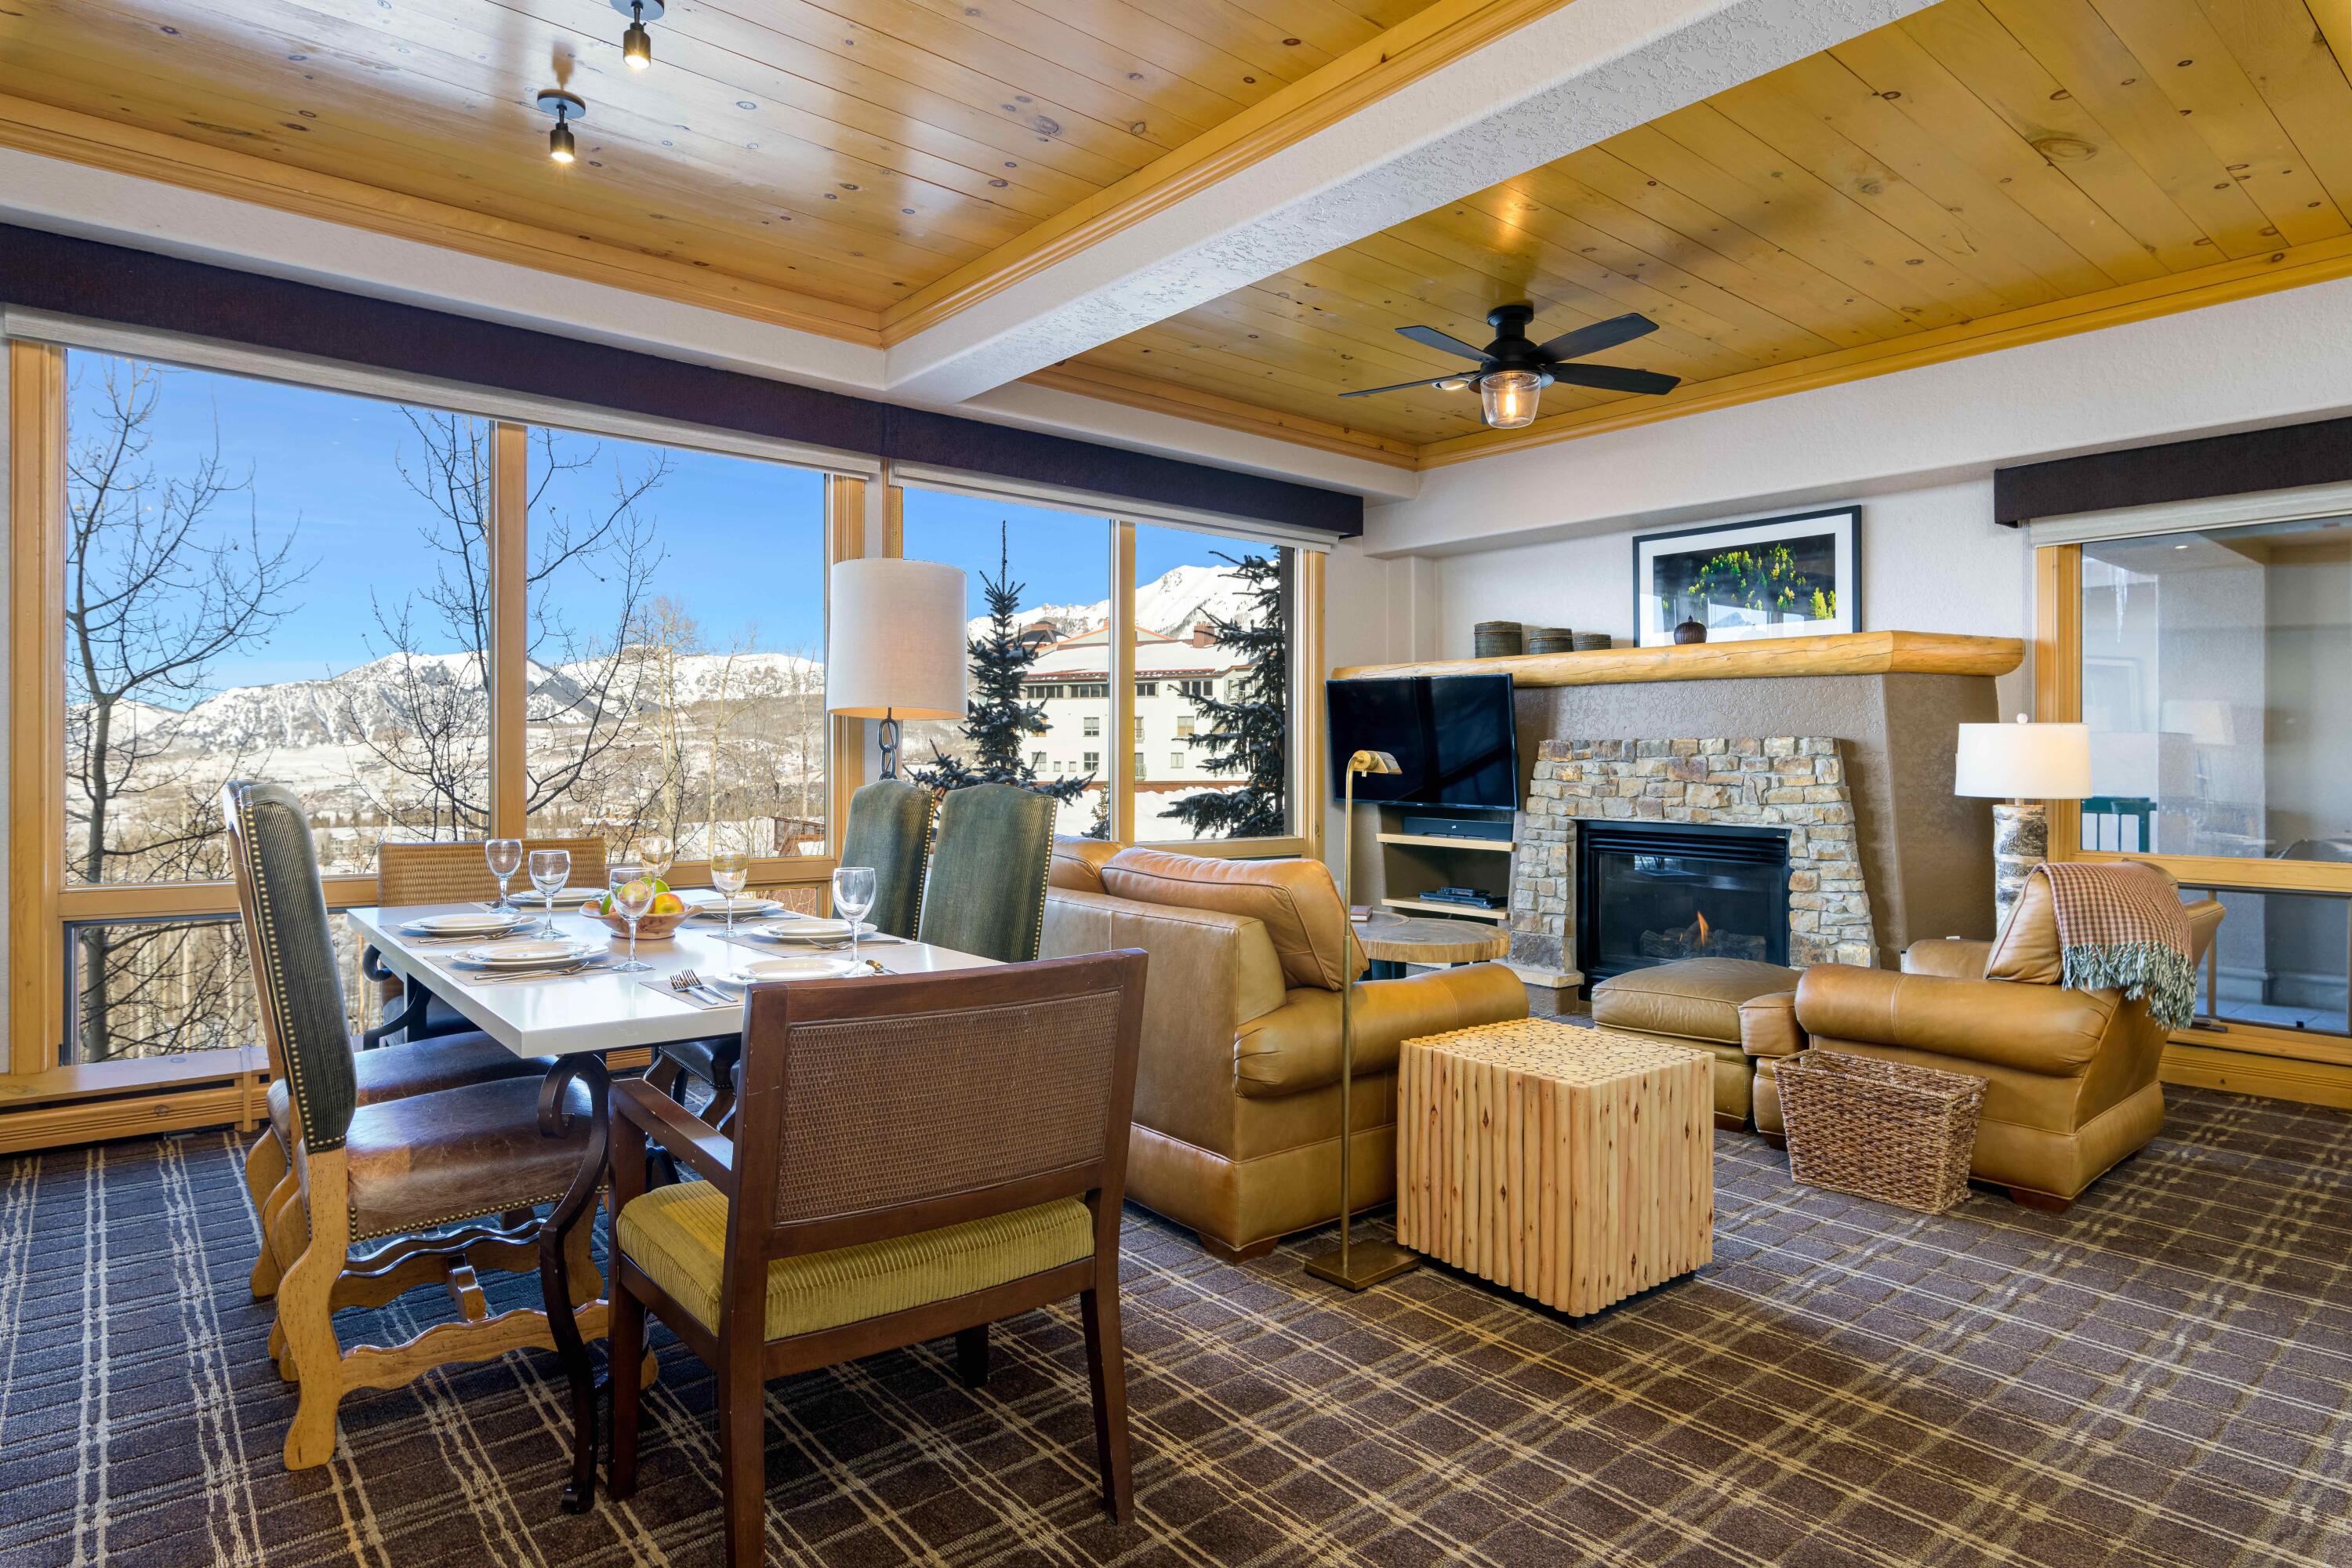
{"left": 346, "top": 900, "right": 999, "bottom": 1058}
{"left": 346, "top": 896, "right": 1000, "bottom": 1512}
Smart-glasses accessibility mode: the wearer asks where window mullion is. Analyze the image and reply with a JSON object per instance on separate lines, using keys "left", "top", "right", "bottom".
{"left": 9, "top": 339, "right": 69, "bottom": 1075}
{"left": 1110, "top": 521, "right": 1137, "bottom": 846}
{"left": 488, "top": 421, "right": 530, "bottom": 838}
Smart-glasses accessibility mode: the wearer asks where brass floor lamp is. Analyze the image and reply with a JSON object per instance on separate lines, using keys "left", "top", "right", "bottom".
{"left": 1305, "top": 749, "right": 1421, "bottom": 1293}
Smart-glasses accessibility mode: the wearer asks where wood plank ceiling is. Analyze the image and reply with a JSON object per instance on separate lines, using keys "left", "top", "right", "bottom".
{"left": 0, "top": 0, "right": 1438, "bottom": 321}
{"left": 1054, "top": 0, "right": 2352, "bottom": 463}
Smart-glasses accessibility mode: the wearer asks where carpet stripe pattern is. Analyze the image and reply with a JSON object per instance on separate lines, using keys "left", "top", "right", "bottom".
{"left": 0, "top": 1087, "right": 2347, "bottom": 1566}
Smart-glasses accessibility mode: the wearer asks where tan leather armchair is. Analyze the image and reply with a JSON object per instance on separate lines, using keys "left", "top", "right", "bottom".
{"left": 1042, "top": 841, "right": 1528, "bottom": 1260}
{"left": 1751, "top": 873, "right": 2223, "bottom": 1211}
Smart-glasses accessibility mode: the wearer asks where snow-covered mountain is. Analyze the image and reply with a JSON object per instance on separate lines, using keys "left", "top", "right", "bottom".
{"left": 973, "top": 562, "right": 1260, "bottom": 644}
{"left": 144, "top": 647, "right": 822, "bottom": 754}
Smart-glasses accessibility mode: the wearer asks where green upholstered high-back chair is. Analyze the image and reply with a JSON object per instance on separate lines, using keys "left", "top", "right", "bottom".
{"left": 916, "top": 783, "right": 1059, "bottom": 964}
{"left": 839, "top": 779, "right": 933, "bottom": 939}
{"left": 224, "top": 779, "right": 361, "bottom": 1156}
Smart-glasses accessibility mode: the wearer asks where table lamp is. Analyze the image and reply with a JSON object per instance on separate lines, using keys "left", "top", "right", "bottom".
{"left": 1955, "top": 715, "right": 2091, "bottom": 931}
{"left": 826, "top": 558, "right": 968, "bottom": 779}
{"left": 1306, "top": 749, "right": 1421, "bottom": 1293}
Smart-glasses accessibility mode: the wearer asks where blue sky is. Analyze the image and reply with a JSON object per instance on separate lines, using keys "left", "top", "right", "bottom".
{"left": 69, "top": 351, "right": 1245, "bottom": 699}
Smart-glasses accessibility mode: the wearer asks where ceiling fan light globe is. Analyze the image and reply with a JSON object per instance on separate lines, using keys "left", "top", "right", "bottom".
{"left": 622, "top": 20, "right": 653, "bottom": 66}
{"left": 1479, "top": 368, "right": 1543, "bottom": 430}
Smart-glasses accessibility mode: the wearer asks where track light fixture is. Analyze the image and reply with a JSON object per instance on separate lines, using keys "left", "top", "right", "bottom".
{"left": 614, "top": 0, "right": 663, "bottom": 69}
{"left": 535, "top": 89, "right": 586, "bottom": 164}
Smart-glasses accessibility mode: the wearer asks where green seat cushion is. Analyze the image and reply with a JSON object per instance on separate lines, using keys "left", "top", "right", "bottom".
{"left": 615, "top": 1183, "right": 1094, "bottom": 1338}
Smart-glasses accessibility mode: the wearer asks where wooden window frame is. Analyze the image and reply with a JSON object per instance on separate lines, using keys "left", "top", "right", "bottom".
{"left": 6, "top": 344, "right": 848, "bottom": 1104}
{"left": 2035, "top": 540, "right": 2352, "bottom": 1106}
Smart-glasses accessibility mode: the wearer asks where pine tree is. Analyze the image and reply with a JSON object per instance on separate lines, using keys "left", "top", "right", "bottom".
{"left": 1165, "top": 550, "right": 1290, "bottom": 839}
{"left": 910, "top": 526, "right": 1091, "bottom": 804}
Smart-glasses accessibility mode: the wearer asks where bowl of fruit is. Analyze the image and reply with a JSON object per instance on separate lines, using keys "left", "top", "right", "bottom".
{"left": 585, "top": 880, "right": 691, "bottom": 940}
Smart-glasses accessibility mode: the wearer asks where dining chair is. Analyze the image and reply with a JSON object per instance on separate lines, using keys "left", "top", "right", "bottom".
{"left": 364, "top": 835, "right": 608, "bottom": 1046}
{"left": 233, "top": 804, "right": 557, "bottom": 1302}
{"left": 916, "top": 782, "right": 1059, "bottom": 964}
{"left": 650, "top": 781, "right": 931, "bottom": 1127}
{"left": 223, "top": 781, "right": 603, "bottom": 1469}
{"left": 605, "top": 950, "right": 1148, "bottom": 1563}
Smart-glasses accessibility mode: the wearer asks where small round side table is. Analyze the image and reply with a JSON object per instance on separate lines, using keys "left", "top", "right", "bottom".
{"left": 1355, "top": 913, "right": 1510, "bottom": 979}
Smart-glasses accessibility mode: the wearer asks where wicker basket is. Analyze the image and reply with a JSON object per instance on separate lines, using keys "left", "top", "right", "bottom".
{"left": 1525, "top": 626, "right": 1576, "bottom": 655}
{"left": 1778, "top": 1051, "right": 1986, "bottom": 1214}
{"left": 1570, "top": 632, "right": 1613, "bottom": 652}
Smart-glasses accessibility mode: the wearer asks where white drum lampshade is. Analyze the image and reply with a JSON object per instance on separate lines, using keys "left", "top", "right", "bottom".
{"left": 826, "top": 558, "right": 967, "bottom": 776}
{"left": 1955, "top": 717, "right": 2092, "bottom": 801}
{"left": 1954, "top": 716, "right": 2092, "bottom": 931}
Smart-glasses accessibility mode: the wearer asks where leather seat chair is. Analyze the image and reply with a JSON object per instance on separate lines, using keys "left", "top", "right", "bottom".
{"left": 1750, "top": 871, "right": 2224, "bottom": 1210}
{"left": 223, "top": 781, "right": 604, "bottom": 1471}
{"left": 1041, "top": 843, "right": 1528, "bottom": 1260}
{"left": 917, "top": 782, "right": 1058, "bottom": 964}
{"left": 652, "top": 779, "right": 935, "bottom": 1125}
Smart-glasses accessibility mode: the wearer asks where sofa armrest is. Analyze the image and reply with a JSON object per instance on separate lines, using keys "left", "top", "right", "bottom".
{"left": 1737, "top": 991, "right": 1805, "bottom": 1059}
{"left": 1236, "top": 963, "right": 1529, "bottom": 1098}
{"left": 1903, "top": 938, "right": 1993, "bottom": 981}
{"left": 1795, "top": 963, "right": 2118, "bottom": 1076}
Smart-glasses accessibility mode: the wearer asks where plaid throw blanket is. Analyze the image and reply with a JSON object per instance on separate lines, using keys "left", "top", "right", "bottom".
{"left": 2030, "top": 861, "right": 2196, "bottom": 1029}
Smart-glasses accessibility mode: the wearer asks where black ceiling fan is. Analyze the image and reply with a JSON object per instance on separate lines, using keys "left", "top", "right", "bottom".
{"left": 1341, "top": 305, "right": 1680, "bottom": 429}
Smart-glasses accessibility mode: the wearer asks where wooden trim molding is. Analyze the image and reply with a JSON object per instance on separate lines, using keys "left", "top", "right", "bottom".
{"left": 1109, "top": 521, "right": 1138, "bottom": 847}
{"left": 2033, "top": 543, "right": 2083, "bottom": 862}
{"left": 489, "top": 421, "right": 529, "bottom": 838}
{"left": 1299, "top": 548, "right": 1328, "bottom": 866}
{"left": 825, "top": 475, "right": 865, "bottom": 859}
{"left": 1336, "top": 630, "right": 2025, "bottom": 686}
{"left": 9, "top": 340, "right": 67, "bottom": 1076}
{"left": 1023, "top": 365, "right": 1419, "bottom": 467}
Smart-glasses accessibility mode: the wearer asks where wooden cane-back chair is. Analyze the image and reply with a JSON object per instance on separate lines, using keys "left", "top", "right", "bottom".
{"left": 233, "top": 801, "right": 553, "bottom": 1302}
{"left": 223, "top": 781, "right": 601, "bottom": 1470}
{"left": 606, "top": 951, "right": 1149, "bottom": 1563}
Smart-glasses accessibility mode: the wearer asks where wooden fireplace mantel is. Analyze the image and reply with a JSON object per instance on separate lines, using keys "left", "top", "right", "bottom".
{"left": 1332, "top": 630, "right": 2024, "bottom": 688}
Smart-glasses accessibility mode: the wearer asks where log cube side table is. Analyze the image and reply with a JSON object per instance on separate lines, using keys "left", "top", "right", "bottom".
{"left": 1396, "top": 1020, "right": 1715, "bottom": 1316}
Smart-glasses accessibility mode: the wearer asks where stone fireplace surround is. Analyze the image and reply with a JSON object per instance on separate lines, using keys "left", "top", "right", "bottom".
{"left": 1512, "top": 736, "right": 1878, "bottom": 978}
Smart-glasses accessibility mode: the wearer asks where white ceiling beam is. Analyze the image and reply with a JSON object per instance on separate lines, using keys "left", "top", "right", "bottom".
{"left": 880, "top": 0, "right": 1938, "bottom": 405}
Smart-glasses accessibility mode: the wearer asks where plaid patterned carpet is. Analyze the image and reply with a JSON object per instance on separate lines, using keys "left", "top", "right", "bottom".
{"left": 2, "top": 1087, "right": 2347, "bottom": 1568}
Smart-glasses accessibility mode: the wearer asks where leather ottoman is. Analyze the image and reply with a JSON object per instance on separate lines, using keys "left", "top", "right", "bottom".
{"left": 1588, "top": 958, "right": 1801, "bottom": 1130}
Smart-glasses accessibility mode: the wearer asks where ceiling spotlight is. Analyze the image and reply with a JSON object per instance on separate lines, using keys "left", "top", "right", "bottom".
{"left": 535, "top": 89, "right": 586, "bottom": 164}
{"left": 614, "top": 0, "right": 663, "bottom": 69}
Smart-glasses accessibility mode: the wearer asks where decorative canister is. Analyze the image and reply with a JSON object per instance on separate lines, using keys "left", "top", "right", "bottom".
{"left": 1673, "top": 618, "right": 1709, "bottom": 644}
{"left": 1525, "top": 627, "right": 1576, "bottom": 655}
{"left": 1473, "top": 620, "right": 1524, "bottom": 658}
{"left": 1570, "top": 632, "right": 1613, "bottom": 652}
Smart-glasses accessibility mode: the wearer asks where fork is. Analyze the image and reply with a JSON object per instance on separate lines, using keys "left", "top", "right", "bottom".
{"left": 670, "top": 969, "right": 731, "bottom": 1007}
{"left": 475, "top": 958, "right": 606, "bottom": 985}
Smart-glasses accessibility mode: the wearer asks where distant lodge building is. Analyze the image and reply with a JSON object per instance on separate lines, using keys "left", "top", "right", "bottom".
{"left": 1018, "top": 621, "right": 1253, "bottom": 833}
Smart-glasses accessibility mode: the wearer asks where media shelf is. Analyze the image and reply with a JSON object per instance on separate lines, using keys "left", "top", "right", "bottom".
{"left": 1377, "top": 832, "right": 1515, "bottom": 853}
{"left": 1381, "top": 896, "right": 1507, "bottom": 922}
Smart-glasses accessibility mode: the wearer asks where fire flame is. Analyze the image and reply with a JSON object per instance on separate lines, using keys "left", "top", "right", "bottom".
{"left": 1694, "top": 909, "right": 1712, "bottom": 948}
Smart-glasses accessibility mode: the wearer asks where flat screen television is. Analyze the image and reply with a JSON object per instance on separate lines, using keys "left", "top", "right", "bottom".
{"left": 1326, "top": 673, "right": 1519, "bottom": 810}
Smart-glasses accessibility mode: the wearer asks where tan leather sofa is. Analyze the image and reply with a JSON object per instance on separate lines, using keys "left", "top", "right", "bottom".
{"left": 1042, "top": 840, "right": 1529, "bottom": 1259}
{"left": 1747, "top": 872, "right": 2223, "bottom": 1211}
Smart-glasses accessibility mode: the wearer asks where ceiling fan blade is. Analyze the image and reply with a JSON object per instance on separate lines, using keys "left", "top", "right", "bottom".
{"left": 1339, "top": 376, "right": 1465, "bottom": 399}
{"left": 1535, "top": 312, "right": 1660, "bottom": 364}
{"left": 1549, "top": 362, "right": 1681, "bottom": 397}
{"left": 1394, "top": 325, "right": 1492, "bottom": 362}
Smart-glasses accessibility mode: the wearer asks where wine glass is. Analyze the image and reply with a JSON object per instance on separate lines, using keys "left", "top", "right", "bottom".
{"left": 637, "top": 833, "right": 676, "bottom": 887}
{"left": 832, "top": 865, "right": 877, "bottom": 972}
{"left": 485, "top": 838, "right": 522, "bottom": 912}
{"left": 609, "top": 862, "right": 655, "bottom": 974}
{"left": 710, "top": 849, "right": 751, "bottom": 939}
{"left": 528, "top": 848, "right": 572, "bottom": 936}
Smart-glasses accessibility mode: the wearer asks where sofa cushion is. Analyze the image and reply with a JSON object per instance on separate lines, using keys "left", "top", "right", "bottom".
{"left": 1049, "top": 836, "right": 1121, "bottom": 893}
{"left": 1101, "top": 848, "right": 1365, "bottom": 991}
{"left": 1234, "top": 962, "right": 1530, "bottom": 1097}
{"left": 1590, "top": 958, "right": 1800, "bottom": 1047}
{"left": 1985, "top": 872, "right": 2063, "bottom": 985}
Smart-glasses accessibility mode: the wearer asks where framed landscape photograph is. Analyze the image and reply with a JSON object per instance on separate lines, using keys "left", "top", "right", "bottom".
{"left": 1632, "top": 506, "right": 1859, "bottom": 648}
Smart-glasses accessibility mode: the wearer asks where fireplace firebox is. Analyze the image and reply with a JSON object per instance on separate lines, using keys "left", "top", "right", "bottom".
{"left": 1576, "top": 822, "right": 1790, "bottom": 985}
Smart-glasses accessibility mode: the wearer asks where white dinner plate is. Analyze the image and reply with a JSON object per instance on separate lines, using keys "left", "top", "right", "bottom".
{"left": 535, "top": 887, "right": 602, "bottom": 906}
{"left": 408, "top": 911, "right": 529, "bottom": 936}
{"left": 720, "top": 955, "right": 862, "bottom": 985}
{"left": 454, "top": 938, "right": 597, "bottom": 968}
{"left": 751, "top": 917, "right": 874, "bottom": 942}
{"left": 685, "top": 895, "right": 782, "bottom": 918}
